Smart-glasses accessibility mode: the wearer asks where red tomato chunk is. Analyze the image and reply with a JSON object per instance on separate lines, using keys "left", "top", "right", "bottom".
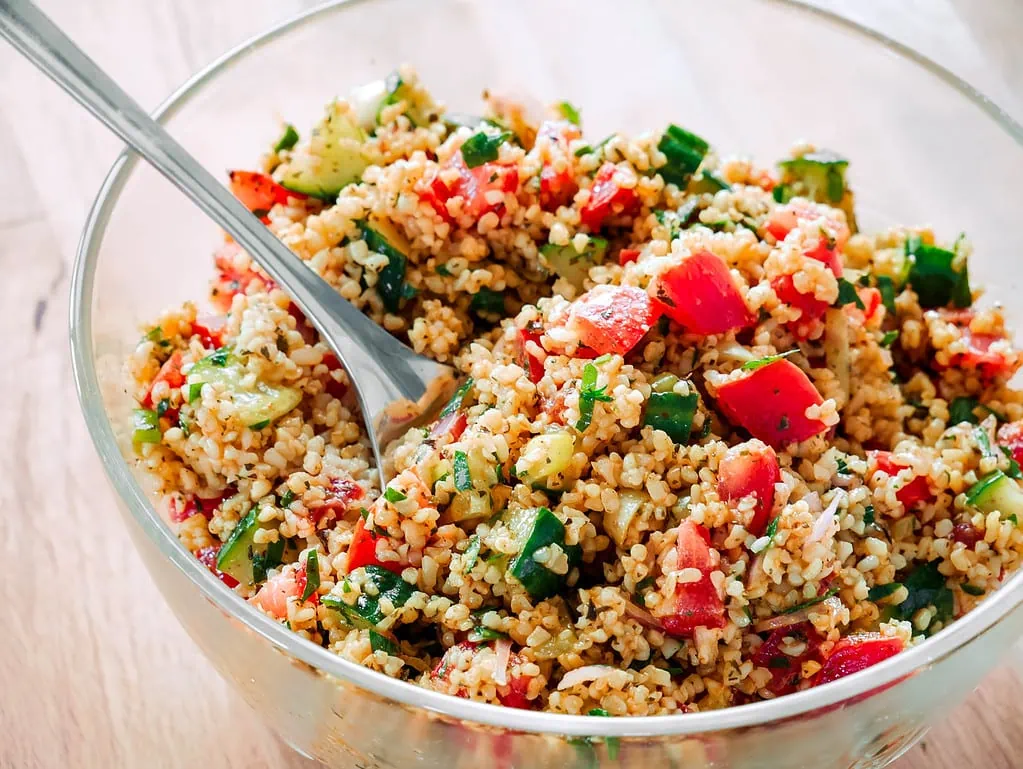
{"left": 661, "top": 520, "right": 726, "bottom": 637}
{"left": 143, "top": 351, "right": 186, "bottom": 408}
{"left": 579, "top": 162, "right": 639, "bottom": 231}
{"left": 715, "top": 360, "right": 828, "bottom": 447}
{"left": 764, "top": 200, "right": 848, "bottom": 278}
{"left": 869, "top": 451, "right": 933, "bottom": 510}
{"left": 997, "top": 420, "right": 1023, "bottom": 465}
{"left": 813, "top": 634, "right": 904, "bottom": 687}
{"left": 421, "top": 152, "right": 518, "bottom": 224}
{"left": 347, "top": 517, "right": 403, "bottom": 574}
{"left": 653, "top": 250, "right": 756, "bottom": 336}
{"left": 753, "top": 622, "right": 823, "bottom": 696}
{"left": 516, "top": 326, "right": 546, "bottom": 384}
{"left": 717, "top": 441, "right": 780, "bottom": 537}
{"left": 536, "top": 120, "right": 581, "bottom": 212}
{"left": 228, "top": 170, "right": 304, "bottom": 216}
{"left": 195, "top": 546, "right": 239, "bottom": 588}
{"left": 567, "top": 285, "right": 659, "bottom": 356}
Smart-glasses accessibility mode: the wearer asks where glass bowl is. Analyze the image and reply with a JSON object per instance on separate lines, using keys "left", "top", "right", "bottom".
{"left": 70, "top": 1, "right": 1023, "bottom": 767}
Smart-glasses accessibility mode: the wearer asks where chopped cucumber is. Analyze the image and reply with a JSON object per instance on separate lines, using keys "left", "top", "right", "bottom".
{"left": 966, "top": 470, "right": 1023, "bottom": 520}
{"left": 505, "top": 507, "right": 581, "bottom": 600}
{"left": 603, "top": 489, "right": 648, "bottom": 547}
{"left": 187, "top": 349, "right": 301, "bottom": 428}
{"left": 361, "top": 216, "right": 414, "bottom": 313}
{"left": 657, "top": 124, "right": 710, "bottom": 188}
{"left": 274, "top": 101, "right": 369, "bottom": 200}
{"left": 905, "top": 234, "right": 971, "bottom": 309}
{"left": 448, "top": 489, "right": 493, "bottom": 522}
{"left": 778, "top": 150, "right": 848, "bottom": 204}
{"left": 132, "top": 408, "right": 162, "bottom": 444}
{"left": 539, "top": 237, "right": 608, "bottom": 290}
{"left": 644, "top": 392, "right": 698, "bottom": 444}
{"left": 215, "top": 507, "right": 271, "bottom": 587}
{"left": 688, "top": 171, "right": 731, "bottom": 196}
{"left": 349, "top": 72, "right": 430, "bottom": 131}
{"left": 322, "top": 565, "right": 414, "bottom": 628}
{"left": 515, "top": 431, "right": 575, "bottom": 486}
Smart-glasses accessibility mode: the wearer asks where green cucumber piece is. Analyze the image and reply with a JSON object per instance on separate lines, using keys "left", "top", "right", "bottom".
{"left": 132, "top": 408, "right": 162, "bottom": 444}
{"left": 275, "top": 101, "right": 369, "bottom": 200}
{"left": 905, "top": 234, "right": 971, "bottom": 309}
{"left": 539, "top": 237, "right": 608, "bottom": 290}
{"left": 778, "top": 150, "right": 848, "bottom": 204}
{"left": 657, "top": 124, "right": 710, "bottom": 188}
{"left": 688, "top": 171, "right": 731, "bottom": 195}
{"left": 506, "top": 507, "right": 580, "bottom": 600}
{"left": 644, "top": 392, "right": 698, "bottom": 444}
{"left": 187, "top": 349, "right": 301, "bottom": 429}
{"left": 216, "top": 507, "right": 261, "bottom": 586}
{"left": 361, "top": 217, "right": 414, "bottom": 313}
{"left": 322, "top": 565, "right": 414, "bottom": 629}
{"left": 966, "top": 470, "right": 1023, "bottom": 520}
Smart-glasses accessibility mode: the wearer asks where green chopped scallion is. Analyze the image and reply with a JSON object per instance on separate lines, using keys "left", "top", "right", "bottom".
{"left": 453, "top": 450, "right": 473, "bottom": 491}
{"left": 557, "top": 101, "right": 581, "bottom": 126}
{"left": 300, "top": 550, "right": 320, "bottom": 602}
{"left": 656, "top": 124, "right": 710, "bottom": 188}
{"left": 463, "top": 535, "right": 482, "bottom": 573}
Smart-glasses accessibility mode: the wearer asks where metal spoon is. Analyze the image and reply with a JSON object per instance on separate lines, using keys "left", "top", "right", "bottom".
{"left": 0, "top": 0, "right": 459, "bottom": 482}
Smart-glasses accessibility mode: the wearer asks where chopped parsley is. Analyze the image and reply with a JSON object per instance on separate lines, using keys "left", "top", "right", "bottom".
{"left": 949, "top": 396, "right": 980, "bottom": 426}
{"left": 156, "top": 398, "right": 170, "bottom": 418}
{"left": 877, "top": 275, "right": 897, "bottom": 314}
{"left": 383, "top": 486, "right": 407, "bottom": 504}
{"left": 867, "top": 582, "right": 902, "bottom": 602}
{"left": 557, "top": 101, "right": 581, "bottom": 126}
{"left": 300, "top": 550, "right": 320, "bottom": 602}
{"left": 439, "top": 377, "right": 474, "bottom": 418}
{"left": 835, "top": 278, "right": 865, "bottom": 309}
{"left": 782, "top": 586, "right": 839, "bottom": 614}
{"left": 249, "top": 419, "right": 270, "bottom": 431}
{"left": 278, "top": 489, "right": 296, "bottom": 508}
{"left": 752, "top": 517, "right": 780, "bottom": 553}
{"left": 460, "top": 130, "right": 513, "bottom": 168}
{"left": 467, "top": 626, "right": 509, "bottom": 643}
{"left": 273, "top": 123, "right": 299, "bottom": 152}
{"left": 369, "top": 630, "right": 398, "bottom": 655}
{"left": 575, "top": 363, "right": 613, "bottom": 432}
{"left": 863, "top": 505, "right": 876, "bottom": 525}
{"left": 469, "top": 287, "right": 505, "bottom": 317}
{"left": 453, "top": 450, "right": 473, "bottom": 491}
{"left": 880, "top": 330, "right": 899, "bottom": 348}
{"left": 251, "top": 537, "right": 285, "bottom": 584}
{"left": 742, "top": 349, "right": 797, "bottom": 372}
{"left": 187, "top": 382, "right": 204, "bottom": 403}
{"left": 204, "top": 347, "right": 231, "bottom": 367}
{"left": 905, "top": 233, "right": 971, "bottom": 309}
{"left": 435, "top": 263, "right": 452, "bottom": 277}
{"left": 835, "top": 455, "right": 850, "bottom": 475}
{"left": 463, "top": 535, "right": 482, "bottom": 573}
{"left": 961, "top": 583, "right": 985, "bottom": 597}
{"left": 890, "top": 561, "right": 954, "bottom": 634}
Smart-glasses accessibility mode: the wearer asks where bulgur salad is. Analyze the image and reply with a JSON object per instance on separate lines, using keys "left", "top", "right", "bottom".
{"left": 129, "top": 69, "right": 1023, "bottom": 716}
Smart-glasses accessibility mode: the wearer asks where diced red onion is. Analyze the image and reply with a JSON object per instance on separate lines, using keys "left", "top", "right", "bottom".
{"left": 623, "top": 601, "right": 663, "bottom": 630}
{"left": 556, "top": 664, "right": 616, "bottom": 691}
{"left": 808, "top": 491, "right": 844, "bottom": 543}
{"left": 493, "top": 638, "right": 512, "bottom": 686}
{"left": 753, "top": 609, "right": 810, "bottom": 632}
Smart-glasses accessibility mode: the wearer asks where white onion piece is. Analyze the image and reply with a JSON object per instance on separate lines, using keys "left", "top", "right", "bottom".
{"left": 430, "top": 409, "right": 462, "bottom": 440}
{"left": 808, "top": 491, "right": 844, "bottom": 543}
{"left": 753, "top": 609, "right": 810, "bottom": 633}
{"left": 804, "top": 492, "right": 822, "bottom": 515}
{"left": 492, "top": 638, "right": 512, "bottom": 686}
{"left": 623, "top": 600, "right": 663, "bottom": 630}
{"left": 556, "top": 664, "right": 616, "bottom": 691}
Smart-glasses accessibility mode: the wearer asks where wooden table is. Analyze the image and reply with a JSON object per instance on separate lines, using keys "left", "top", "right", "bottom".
{"left": 1, "top": 2, "right": 1020, "bottom": 767}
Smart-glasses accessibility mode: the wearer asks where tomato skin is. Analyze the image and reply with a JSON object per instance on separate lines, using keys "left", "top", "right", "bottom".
{"left": 935, "top": 311, "right": 1018, "bottom": 378}
{"left": 497, "top": 674, "right": 533, "bottom": 709}
{"left": 813, "top": 634, "right": 904, "bottom": 687}
{"left": 347, "top": 517, "right": 403, "bottom": 574}
{"left": 567, "top": 285, "right": 659, "bottom": 356}
{"left": 312, "top": 477, "right": 365, "bottom": 526}
{"left": 869, "top": 451, "right": 933, "bottom": 509}
{"left": 516, "top": 326, "right": 546, "bottom": 384}
{"left": 654, "top": 250, "right": 756, "bottom": 336}
{"left": 765, "top": 200, "right": 848, "bottom": 277}
{"left": 211, "top": 242, "right": 274, "bottom": 311}
{"left": 321, "top": 353, "right": 349, "bottom": 401}
{"left": 753, "top": 622, "right": 823, "bottom": 695}
{"left": 661, "top": 520, "right": 726, "bottom": 637}
{"left": 579, "top": 162, "right": 639, "bottom": 231}
{"left": 294, "top": 563, "right": 320, "bottom": 606}
{"left": 430, "top": 410, "right": 468, "bottom": 442}
{"left": 228, "top": 170, "right": 304, "bottom": 215}
{"left": 717, "top": 441, "right": 780, "bottom": 537}
{"left": 191, "top": 316, "right": 226, "bottom": 349}
{"left": 997, "top": 421, "right": 1023, "bottom": 465}
{"left": 170, "top": 489, "right": 231, "bottom": 524}
{"left": 536, "top": 120, "right": 581, "bottom": 212}
{"left": 715, "top": 360, "right": 828, "bottom": 447}
{"left": 143, "top": 351, "right": 186, "bottom": 408}
{"left": 771, "top": 274, "right": 830, "bottom": 329}
{"left": 421, "top": 152, "right": 519, "bottom": 224}
{"left": 195, "top": 546, "right": 239, "bottom": 588}
{"left": 618, "top": 248, "right": 641, "bottom": 266}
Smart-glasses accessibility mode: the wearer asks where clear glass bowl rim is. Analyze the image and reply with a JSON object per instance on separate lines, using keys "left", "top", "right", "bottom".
{"left": 69, "top": 0, "right": 1023, "bottom": 739}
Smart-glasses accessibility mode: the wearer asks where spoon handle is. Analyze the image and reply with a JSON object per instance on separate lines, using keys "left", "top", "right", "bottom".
{"left": 0, "top": 0, "right": 452, "bottom": 469}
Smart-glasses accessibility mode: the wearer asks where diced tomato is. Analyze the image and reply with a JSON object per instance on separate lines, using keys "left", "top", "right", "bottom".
{"left": 142, "top": 351, "right": 186, "bottom": 408}
{"left": 653, "top": 250, "right": 756, "bottom": 336}
{"left": 997, "top": 421, "right": 1023, "bottom": 465}
{"left": 498, "top": 673, "right": 534, "bottom": 709}
{"left": 718, "top": 441, "right": 780, "bottom": 537}
{"left": 952, "top": 521, "right": 983, "bottom": 549}
{"left": 347, "top": 517, "right": 403, "bottom": 574}
{"left": 948, "top": 329, "right": 1018, "bottom": 378}
{"left": 194, "top": 546, "right": 239, "bottom": 589}
{"left": 228, "top": 170, "right": 304, "bottom": 216}
{"left": 715, "top": 360, "right": 827, "bottom": 447}
{"left": 850, "top": 286, "right": 882, "bottom": 326}
{"left": 322, "top": 353, "right": 349, "bottom": 400}
{"left": 567, "top": 285, "right": 659, "bottom": 356}
{"left": 618, "top": 248, "right": 640, "bottom": 266}
{"left": 430, "top": 410, "right": 468, "bottom": 442}
{"left": 191, "top": 315, "right": 226, "bottom": 349}
{"left": 753, "top": 622, "right": 823, "bottom": 696}
{"left": 765, "top": 200, "right": 849, "bottom": 277}
{"left": 771, "top": 274, "right": 830, "bottom": 327}
{"left": 288, "top": 303, "right": 319, "bottom": 346}
{"left": 211, "top": 242, "right": 274, "bottom": 311}
{"left": 661, "top": 520, "right": 726, "bottom": 637}
{"left": 579, "top": 162, "right": 640, "bottom": 231}
{"left": 536, "top": 120, "right": 581, "bottom": 212}
{"left": 516, "top": 326, "right": 546, "bottom": 384}
{"left": 869, "top": 451, "right": 933, "bottom": 510}
{"left": 312, "top": 477, "right": 366, "bottom": 526}
{"left": 420, "top": 152, "right": 519, "bottom": 224}
{"left": 294, "top": 562, "right": 320, "bottom": 606}
{"left": 170, "top": 489, "right": 232, "bottom": 524}
{"left": 251, "top": 567, "right": 301, "bottom": 619}
{"left": 813, "top": 634, "right": 904, "bottom": 687}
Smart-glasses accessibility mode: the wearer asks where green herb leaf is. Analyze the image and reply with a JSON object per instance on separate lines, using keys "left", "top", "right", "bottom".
{"left": 1000, "top": 447, "right": 1023, "bottom": 479}
{"left": 880, "top": 330, "right": 899, "bottom": 348}
{"left": 557, "top": 101, "right": 581, "bottom": 126}
{"left": 470, "top": 287, "right": 505, "bottom": 317}
{"left": 863, "top": 505, "right": 876, "bottom": 525}
{"left": 949, "top": 397, "right": 980, "bottom": 426}
{"left": 772, "top": 183, "right": 793, "bottom": 204}
{"left": 436, "top": 263, "right": 452, "bottom": 277}
{"left": 439, "top": 377, "right": 475, "bottom": 418}
{"left": 575, "top": 363, "right": 614, "bottom": 432}
{"left": 891, "top": 561, "right": 954, "bottom": 634}
{"left": 251, "top": 537, "right": 285, "bottom": 584}
{"left": 204, "top": 347, "right": 231, "bottom": 367}
{"left": 453, "top": 450, "right": 473, "bottom": 491}
{"left": 300, "top": 550, "right": 320, "bottom": 602}
{"left": 876, "top": 275, "right": 897, "bottom": 314}
{"left": 466, "top": 626, "right": 509, "bottom": 643}
{"left": 961, "top": 583, "right": 985, "bottom": 597}
{"left": 463, "top": 535, "right": 482, "bottom": 573}
{"left": 867, "top": 582, "right": 902, "bottom": 602}
{"left": 278, "top": 489, "right": 296, "bottom": 508}
{"left": 369, "top": 629, "right": 398, "bottom": 654}
{"left": 383, "top": 486, "right": 407, "bottom": 504}
{"left": 144, "top": 326, "right": 164, "bottom": 343}
{"left": 461, "top": 130, "right": 513, "bottom": 168}
{"left": 836, "top": 278, "right": 865, "bottom": 309}
{"left": 782, "top": 586, "right": 839, "bottom": 614}
{"left": 249, "top": 419, "right": 270, "bottom": 431}
{"left": 274, "top": 123, "right": 299, "bottom": 152}
{"left": 187, "top": 382, "right": 204, "bottom": 403}
{"left": 905, "top": 234, "right": 971, "bottom": 309}
{"left": 835, "top": 455, "right": 850, "bottom": 475}
{"left": 742, "top": 349, "right": 797, "bottom": 372}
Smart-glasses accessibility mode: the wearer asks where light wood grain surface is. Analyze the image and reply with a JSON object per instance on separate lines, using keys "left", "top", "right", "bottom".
{"left": 1, "top": 2, "right": 1021, "bottom": 768}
